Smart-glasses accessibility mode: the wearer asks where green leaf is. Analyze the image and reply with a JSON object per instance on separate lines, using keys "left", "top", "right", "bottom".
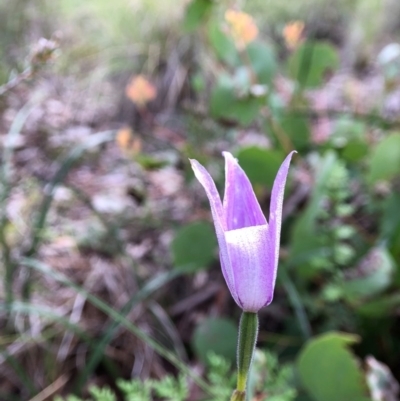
{"left": 331, "top": 118, "right": 365, "bottom": 146}
{"left": 210, "top": 74, "right": 261, "bottom": 126}
{"left": 380, "top": 193, "right": 400, "bottom": 263}
{"left": 230, "top": 98, "right": 261, "bottom": 126}
{"left": 278, "top": 113, "right": 310, "bottom": 151}
{"left": 290, "top": 151, "right": 337, "bottom": 269}
{"left": 192, "top": 317, "right": 238, "bottom": 364}
{"left": 342, "top": 139, "right": 369, "bottom": 162}
{"left": 152, "top": 375, "right": 188, "bottom": 401}
{"left": 288, "top": 41, "right": 339, "bottom": 88}
{"left": 247, "top": 41, "right": 277, "bottom": 85}
{"left": 172, "top": 221, "right": 216, "bottom": 273}
{"left": 183, "top": 0, "right": 213, "bottom": 32}
{"left": 191, "top": 71, "right": 206, "bottom": 93}
{"left": 297, "top": 332, "right": 370, "bottom": 401}
{"left": 89, "top": 386, "right": 117, "bottom": 401}
{"left": 342, "top": 247, "right": 395, "bottom": 302}
{"left": 368, "top": 132, "right": 400, "bottom": 184}
{"left": 330, "top": 118, "right": 368, "bottom": 162}
{"left": 208, "top": 21, "right": 238, "bottom": 67}
{"left": 117, "top": 378, "right": 152, "bottom": 401}
{"left": 236, "top": 147, "right": 284, "bottom": 189}
{"left": 381, "top": 193, "right": 400, "bottom": 240}
{"left": 210, "top": 74, "right": 235, "bottom": 117}
{"left": 357, "top": 293, "right": 400, "bottom": 317}
{"left": 135, "top": 154, "right": 169, "bottom": 170}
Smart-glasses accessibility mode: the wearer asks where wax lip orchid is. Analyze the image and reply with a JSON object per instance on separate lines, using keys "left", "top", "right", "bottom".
{"left": 190, "top": 151, "right": 296, "bottom": 313}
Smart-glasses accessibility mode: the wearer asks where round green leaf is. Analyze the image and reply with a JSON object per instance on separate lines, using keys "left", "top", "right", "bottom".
{"left": 288, "top": 41, "right": 339, "bottom": 88}
{"left": 297, "top": 332, "right": 369, "bottom": 401}
{"left": 192, "top": 317, "right": 237, "bottom": 364}
{"left": 172, "top": 221, "right": 216, "bottom": 273}
{"left": 368, "top": 132, "right": 400, "bottom": 184}
{"left": 236, "top": 147, "right": 284, "bottom": 189}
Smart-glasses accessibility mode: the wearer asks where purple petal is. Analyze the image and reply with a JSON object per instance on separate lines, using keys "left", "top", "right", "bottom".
{"left": 190, "top": 159, "right": 225, "bottom": 230}
{"left": 268, "top": 151, "right": 296, "bottom": 288}
{"left": 224, "top": 225, "right": 272, "bottom": 312}
{"left": 222, "top": 152, "right": 267, "bottom": 231}
{"left": 219, "top": 249, "right": 241, "bottom": 307}
{"left": 190, "top": 159, "right": 237, "bottom": 297}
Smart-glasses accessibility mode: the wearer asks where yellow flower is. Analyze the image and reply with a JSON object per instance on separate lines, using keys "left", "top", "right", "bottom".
{"left": 224, "top": 9, "right": 258, "bottom": 50}
{"left": 125, "top": 75, "right": 157, "bottom": 107}
{"left": 283, "top": 21, "right": 304, "bottom": 50}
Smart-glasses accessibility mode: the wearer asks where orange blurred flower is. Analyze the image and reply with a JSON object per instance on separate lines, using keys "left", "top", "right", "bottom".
{"left": 283, "top": 21, "right": 304, "bottom": 50}
{"left": 125, "top": 75, "right": 157, "bottom": 107}
{"left": 224, "top": 9, "right": 258, "bottom": 50}
{"left": 116, "top": 127, "right": 142, "bottom": 155}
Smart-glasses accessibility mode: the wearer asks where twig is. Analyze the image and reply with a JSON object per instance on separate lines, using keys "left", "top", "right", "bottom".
{"left": 0, "top": 37, "right": 59, "bottom": 98}
{"left": 0, "top": 68, "right": 33, "bottom": 97}
{"left": 28, "top": 374, "right": 69, "bottom": 401}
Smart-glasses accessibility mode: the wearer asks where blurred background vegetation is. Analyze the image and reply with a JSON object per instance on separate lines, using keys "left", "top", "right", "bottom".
{"left": 1, "top": 0, "right": 400, "bottom": 400}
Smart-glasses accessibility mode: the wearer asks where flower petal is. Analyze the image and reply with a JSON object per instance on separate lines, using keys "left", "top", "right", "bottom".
{"left": 190, "top": 159, "right": 225, "bottom": 229}
{"left": 268, "top": 151, "right": 296, "bottom": 286}
{"left": 224, "top": 225, "right": 273, "bottom": 312}
{"left": 222, "top": 152, "right": 267, "bottom": 230}
{"left": 219, "top": 248, "right": 241, "bottom": 307}
{"left": 190, "top": 158, "right": 237, "bottom": 297}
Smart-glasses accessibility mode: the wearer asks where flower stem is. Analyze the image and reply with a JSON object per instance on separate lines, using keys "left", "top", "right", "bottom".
{"left": 230, "top": 390, "right": 246, "bottom": 401}
{"left": 230, "top": 311, "right": 259, "bottom": 401}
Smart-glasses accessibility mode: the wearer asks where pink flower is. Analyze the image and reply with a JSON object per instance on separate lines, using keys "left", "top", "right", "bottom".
{"left": 190, "top": 151, "right": 296, "bottom": 312}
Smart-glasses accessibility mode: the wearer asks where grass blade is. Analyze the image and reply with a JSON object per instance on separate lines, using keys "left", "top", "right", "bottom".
{"left": 75, "top": 270, "right": 181, "bottom": 391}
{"left": 278, "top": 266, "right": 312, "bottom": 340}
{"left": 1, "top": 101, "right": 38, "bottom": 307}
{"left": 22, "top": 131, "right": 115, "bottom": 301}
{"left": 22, "top": 257, "right": 212, "bottom": 395}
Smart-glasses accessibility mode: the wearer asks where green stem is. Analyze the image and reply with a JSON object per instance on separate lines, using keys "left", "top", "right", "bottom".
{"left": 231, "top": 390, "right": 246, "bottom": 401}
{"left": 231, "top": 311, "right": 259, "bottom": 401}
